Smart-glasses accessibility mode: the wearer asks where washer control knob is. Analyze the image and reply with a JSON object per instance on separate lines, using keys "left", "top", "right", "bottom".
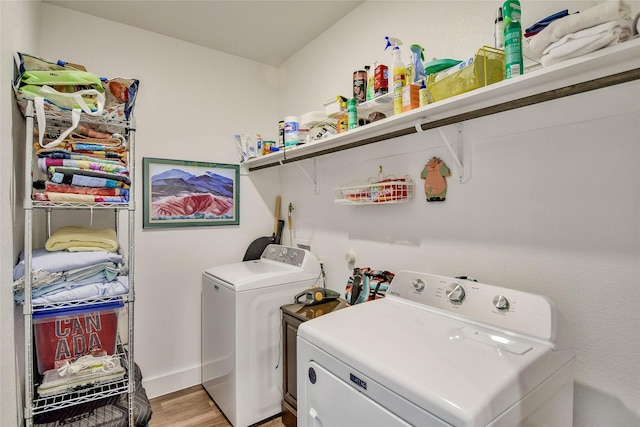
{"left": 493, "top": 295, "right": 510, "bottom": 311}
{"left": 412, "top": 278, "right": 426, "bottom": 292}
{"left": 446, "top": 283, "right": 465, "bottom": 304}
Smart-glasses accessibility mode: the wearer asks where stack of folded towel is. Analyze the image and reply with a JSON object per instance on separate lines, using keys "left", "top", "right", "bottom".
{"left": 528, "top": 0, "right": 633, "bottom": 67}
{"left": 13, "top": 226, "right": 129, "bottom": 304}
{"left": 33, "top": 125, "right": 130, "bottom": 204}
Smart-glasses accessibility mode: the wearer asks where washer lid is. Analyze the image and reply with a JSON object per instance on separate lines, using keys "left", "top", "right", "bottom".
{"left": 203, "top": 259, "right": 320, "bottom": 291}
{"left": 298, "top": 297, "right": 575, "bottom": 427}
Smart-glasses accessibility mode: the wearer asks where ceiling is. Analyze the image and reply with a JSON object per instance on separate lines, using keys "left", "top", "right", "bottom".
{"left": 44, "top": 0, "right": 364, "bottom": 66}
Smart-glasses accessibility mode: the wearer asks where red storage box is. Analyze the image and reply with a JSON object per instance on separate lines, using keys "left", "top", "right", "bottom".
{"left": 32, "top": 302, "right": 123, "bottom": 374}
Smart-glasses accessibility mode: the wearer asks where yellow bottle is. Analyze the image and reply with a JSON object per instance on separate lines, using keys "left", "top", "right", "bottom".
{"left": 391, "top": 45, "right": 405, "bottom": 116}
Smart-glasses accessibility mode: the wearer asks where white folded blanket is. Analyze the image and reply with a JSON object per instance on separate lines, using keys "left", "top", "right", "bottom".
{"left": 529, "top": 0, "right": 631, "bottom": 54}
{"left": 540, "top": 19, "right": 632, "bottom": 66}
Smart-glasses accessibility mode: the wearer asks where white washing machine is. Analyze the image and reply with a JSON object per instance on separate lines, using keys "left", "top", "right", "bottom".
{"left": 297, "top": 271, "right": 576, "bottom": 427}
{"left": 201, "top": 244, "right": 321, "bottom": 427}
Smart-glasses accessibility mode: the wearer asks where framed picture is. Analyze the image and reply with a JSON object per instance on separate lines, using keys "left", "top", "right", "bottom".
{"left": 142, "top": 158, "right": 240, "bottom": 228}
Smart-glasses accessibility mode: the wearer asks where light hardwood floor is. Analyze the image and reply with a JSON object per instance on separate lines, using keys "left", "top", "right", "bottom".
{"left": 149, "top": 385, "right": 285, "bottom": 427}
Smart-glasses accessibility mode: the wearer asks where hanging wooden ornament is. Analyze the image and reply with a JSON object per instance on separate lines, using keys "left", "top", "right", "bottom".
{"left": 420, "top": 157, "right": 451, "bottom": 202}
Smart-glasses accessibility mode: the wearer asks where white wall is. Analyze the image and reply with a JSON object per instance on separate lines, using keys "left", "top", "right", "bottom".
{"left": 4, "top": 1, "right": 639, "bottom": 426}
{"left": 1, "top": 1, "right": 40, "bottom": 425}
{"left": 35, "top": 3, "right": 281, "bottom": 399}
{"left": 275, "top": 2, "right": 640, "bottom": 427}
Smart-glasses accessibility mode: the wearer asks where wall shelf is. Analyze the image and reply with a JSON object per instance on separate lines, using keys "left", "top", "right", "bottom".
{"left": 245, "top": 39, "right": 640, "bottom": 172}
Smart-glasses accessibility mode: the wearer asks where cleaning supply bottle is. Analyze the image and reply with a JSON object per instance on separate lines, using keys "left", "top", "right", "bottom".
{"left": 409, "top": 44, "right": 426, "bottom": 85}
{"left": 392, "top": 45, "right": 405, "bottom": 115}
{"left": 503, "top": 0, "right": 523, "bottom": 78}
{"left": 347, "top": 97, "right": 358, "bottom": 129}
{"left": 494, "top": 7, "right": 504, "bottom": 49}
{"left": 419, "top": 80, "right": 429, "bottom": 107}
{"left": 337, "top": 97, "right": 348, "bottom": 133}
{"left": 366, "top": 61, "right": 376, "bottom": 101}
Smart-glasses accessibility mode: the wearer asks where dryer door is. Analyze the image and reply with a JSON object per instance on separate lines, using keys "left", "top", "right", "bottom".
{"left": 300, "top": 361, "right": 450, "bottom": 427}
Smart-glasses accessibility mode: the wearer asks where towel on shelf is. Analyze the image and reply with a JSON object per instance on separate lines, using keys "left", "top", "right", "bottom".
{"left": 45, "top": 226, "right": 119, "bottom": 252}
{"left": 13, "top": 248, "right": 123, "bottom": 280}
{"left": 525, "top": 9, "right": 570, "bottom": 38}
{"left": 30, "top": 275, "right": 129, "bottom": 305}
{"left": 33, "top": 192, "right": 129, "bottom": 204}
{"left": 540, "top": 19, "right": 633, "bottom": 66}
{"left": 529, "top": 0, "right": 631, "bottom": 54}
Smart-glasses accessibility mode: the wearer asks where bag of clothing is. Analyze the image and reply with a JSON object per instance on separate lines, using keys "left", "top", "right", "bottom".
{"left": 345, "top": 267, "right": 395, "bottom": 305}
{"left": 13, "top": 52, "right": 139, "bottom": 148}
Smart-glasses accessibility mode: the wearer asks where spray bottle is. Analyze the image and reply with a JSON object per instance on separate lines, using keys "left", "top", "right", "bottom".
{"left": 409, "top": 44, "right": 426, "bottom": 85}
{"left": 385, "top": 36, "right": 405, "bottom": 116}
{"left": 503, "top": 0, "right": 523, "bottom": 78}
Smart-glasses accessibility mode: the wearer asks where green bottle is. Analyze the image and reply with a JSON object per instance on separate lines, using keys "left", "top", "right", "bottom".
{"left": 503, "top": 0, "right": 523, "bottom": 78}
{"left": 347, "top": 98, "right": 358, "bottom": 129}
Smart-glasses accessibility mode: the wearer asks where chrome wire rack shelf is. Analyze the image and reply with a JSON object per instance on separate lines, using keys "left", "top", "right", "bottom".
{"left": 31, "top": 343, "right": 130, "bottom": 416}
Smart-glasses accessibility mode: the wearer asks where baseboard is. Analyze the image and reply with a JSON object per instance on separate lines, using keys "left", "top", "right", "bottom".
{"left": 142, "top": 364, "right": 201, "bottom": 399}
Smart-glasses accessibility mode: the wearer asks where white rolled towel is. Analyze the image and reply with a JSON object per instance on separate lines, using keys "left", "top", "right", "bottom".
{"left": 529, "top": 0, "right": 632, "bottom": 55}
{"left": 540, "top": 19, "right": 632, "bottom": 66}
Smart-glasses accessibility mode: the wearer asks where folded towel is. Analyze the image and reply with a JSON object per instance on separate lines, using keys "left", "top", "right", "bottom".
{"left": 45, "top": 226, "right": 119, "bottom": 252}
{"left": 525, "top": 9, "right": 570, "bottom": 36}
{"left": 540, "top": 19, "right": 632, "bottom": 66}
{"left": 529, "top": 0, "right": 631, "bottom": 54}
{"left": 13, "top": 247, "right": 123, "bottom": 280}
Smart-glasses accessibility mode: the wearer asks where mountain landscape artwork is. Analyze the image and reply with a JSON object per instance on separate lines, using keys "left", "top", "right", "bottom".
{"left": 143, "top": 158, "right": 239, "bottom": 228}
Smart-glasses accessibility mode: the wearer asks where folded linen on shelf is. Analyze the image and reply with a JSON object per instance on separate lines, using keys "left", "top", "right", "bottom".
{"left": 38, "top": 158, "right": 129, "bottom": 175}
{"left": 43, "top": 182, "right": 129, "bottom": 197}
{"left": 45, "top": 226, "right": 119, "bottom": 252}
{"left": 30, "top": 276, "right": 129, "bottom": 305}
{"left": 13, "top": 261, "right": 124, "bottom": 292}
{"left": 540, "top": 19, "right": 633, "bottom": 66}
{"left": 48, "top": 166, "right": 131, "bottom": 188}
{"left": 15, "top": 271, "right": 128, "bottom": 304}
{"left": 529, "top": 0, "right": 631, "bottom": 54}
{"left": 33, "top": 192, "right": 129, "bottom": 204}
{"left": 13, "top": 248, "right": 123, "bottom": 281}
{"left": 37, "top": 149, "right": 127, "bottom": 166}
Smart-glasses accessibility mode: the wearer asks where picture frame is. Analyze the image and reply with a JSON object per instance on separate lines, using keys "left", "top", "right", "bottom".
{"left": 142, "top": 157, "right": 240, "bottom": 229}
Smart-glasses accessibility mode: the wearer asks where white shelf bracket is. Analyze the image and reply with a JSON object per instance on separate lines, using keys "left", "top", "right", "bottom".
{"left": 297, "top": 158, "right": 320, "bottom": 194}
{"left": 437, "top": 123, "right": 469, "bottom": 183}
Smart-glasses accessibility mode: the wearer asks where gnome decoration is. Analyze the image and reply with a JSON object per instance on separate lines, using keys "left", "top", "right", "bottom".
{"left": 420, "top": 157, "right": 451, "bottom": 201}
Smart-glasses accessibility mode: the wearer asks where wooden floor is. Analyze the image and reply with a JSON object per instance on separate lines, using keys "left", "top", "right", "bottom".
{"left": 149, "top": 385, "right": 285, "bottom": 427}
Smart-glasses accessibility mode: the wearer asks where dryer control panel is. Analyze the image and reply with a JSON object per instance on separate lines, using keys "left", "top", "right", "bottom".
{"left": 386, "top": 271, "right": 559, "bottom": 345}
{"left": 261, "top": 244, "right": 310, "bottom": 267}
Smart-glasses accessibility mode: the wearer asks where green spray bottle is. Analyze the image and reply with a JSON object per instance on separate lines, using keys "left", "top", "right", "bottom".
{"left": 503, "top": 0, "right": 523, "bottom": 78}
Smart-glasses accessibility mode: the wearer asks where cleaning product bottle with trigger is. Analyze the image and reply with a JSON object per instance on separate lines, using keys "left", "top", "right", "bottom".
{"left": 385, "top": 36, "right": 405, "bottom": 116}
{"left": 409, "top": 44, "right": 426, "bottom": 85}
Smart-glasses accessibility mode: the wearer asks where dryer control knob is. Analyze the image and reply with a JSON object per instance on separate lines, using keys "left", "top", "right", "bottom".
{"left": 493, "top": 295, "right": 510, "bottom": 311}
{"left": 446, "top": 283, "right": 465, "bottom": 304}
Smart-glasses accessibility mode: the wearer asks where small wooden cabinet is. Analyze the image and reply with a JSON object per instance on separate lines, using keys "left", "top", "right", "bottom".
{"left": 281, "top": 299, "right": 347, "bottom": 427}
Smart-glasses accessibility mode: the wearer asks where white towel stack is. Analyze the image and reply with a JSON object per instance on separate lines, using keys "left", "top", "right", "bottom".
{"left": 528, "top": 0, "right": 633, "bottom": 67}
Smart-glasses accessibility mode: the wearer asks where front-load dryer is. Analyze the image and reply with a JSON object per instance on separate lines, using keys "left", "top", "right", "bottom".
{"left": 202, "top": 244, "right": 321, "bottom": 427}
{"left": 297, "top": 271, "right": 576, "bottom": 427}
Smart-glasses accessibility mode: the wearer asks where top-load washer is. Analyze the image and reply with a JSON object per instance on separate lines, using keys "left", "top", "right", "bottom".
{"left": 297, "top": 271, "right": 575, "bottom": 427}
{"left": 202, "top": 244, "right": 321, "bottom": 427}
